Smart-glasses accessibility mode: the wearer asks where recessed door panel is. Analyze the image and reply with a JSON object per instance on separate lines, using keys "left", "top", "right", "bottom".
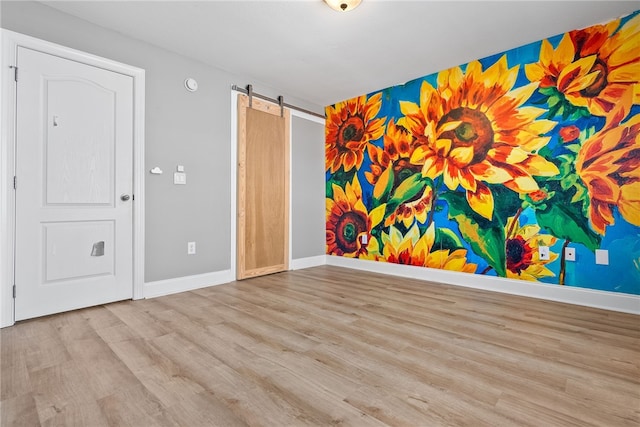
{"left": 45, "top": 78, "right": 115, "bottom": 206}
{"left": 44, "top": 221, "right": 115, "bottom": 282}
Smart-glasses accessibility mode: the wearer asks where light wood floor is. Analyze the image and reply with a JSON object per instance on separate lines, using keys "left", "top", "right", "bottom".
{"left": 1, "top": 266, "right": 639, "bottom": 426}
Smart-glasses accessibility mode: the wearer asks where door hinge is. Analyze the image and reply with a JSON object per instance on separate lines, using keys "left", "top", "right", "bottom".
{"left": 9, "top": 65, "right": 17, "bottom": 82}
{"left": 13, "top": 176, "right": 17, "bottom": 190}
{"left": 12, "top": 284, "right": 16, "bottom": 298}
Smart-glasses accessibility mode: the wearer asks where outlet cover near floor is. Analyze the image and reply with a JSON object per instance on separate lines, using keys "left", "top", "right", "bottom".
{"left": 187, "top": 241, "right": 196, "bottom": 255}
{"left": 565, "top": 247, "right": 576, "bottom": 262}
{"left": 538, "top": 246, "right": 550, "bottom": 261}
{"left": 595, "top": 249, "right": 609, "bottom": 265}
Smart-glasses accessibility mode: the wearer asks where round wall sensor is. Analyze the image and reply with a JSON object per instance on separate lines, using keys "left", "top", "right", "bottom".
{"left": 184, "top": 78, "right": 198, "bottom": 92}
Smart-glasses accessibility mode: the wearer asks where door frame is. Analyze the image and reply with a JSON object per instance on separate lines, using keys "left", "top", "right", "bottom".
{"left": 0, "top": 30, "right": 146, "bottom": 327}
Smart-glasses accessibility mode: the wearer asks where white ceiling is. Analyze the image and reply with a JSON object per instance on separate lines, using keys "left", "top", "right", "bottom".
{"left": 41, "top": 0, "right": 639, "bottom": 107}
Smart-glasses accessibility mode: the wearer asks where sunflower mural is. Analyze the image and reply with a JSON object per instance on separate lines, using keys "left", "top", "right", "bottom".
{"left": 326, "top": 10, "right": 640, "bottom": 295}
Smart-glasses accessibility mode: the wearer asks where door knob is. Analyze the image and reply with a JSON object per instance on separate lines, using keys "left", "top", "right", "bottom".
{"left": 120, "top": 194, "right": 131, "bottom": 201}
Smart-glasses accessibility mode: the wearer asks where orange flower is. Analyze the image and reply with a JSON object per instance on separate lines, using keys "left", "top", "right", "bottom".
{"left": 381, "top": 223, "right": 477, "bottom": 273}
{"left": 364, "top": 119, "right": 420, "bottom": 186}
{"left": 575, "top": 114, "right": 640, "bottom": 234}
{"left": 401, "top": 56, "right": 559, "bottom": 220}
{"left": 559, "top": 125, "right": 580, "bottom": 142}
{"left": 528, "top": 189, "right": 548, "bottom": 203}
{"left": 525, "top": 15, "right": 639, "bottom": 117}
{"left": 326, "top": 175, "right": 386, "bottom": 257}
{"left": 325, "top": 93, "right": 386, "bottom": 173}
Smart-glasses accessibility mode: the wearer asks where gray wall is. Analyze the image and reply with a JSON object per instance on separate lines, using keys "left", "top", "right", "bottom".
{"left": 292, "top": 116, "right": 325, "bottom": 260}
{"left": 1, "top": 1, "right": 324, "bottom": 282}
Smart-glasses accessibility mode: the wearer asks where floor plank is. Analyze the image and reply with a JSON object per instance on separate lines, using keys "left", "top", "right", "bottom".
{"left": 1, "top": 265, "right": 638, "bottom": 426}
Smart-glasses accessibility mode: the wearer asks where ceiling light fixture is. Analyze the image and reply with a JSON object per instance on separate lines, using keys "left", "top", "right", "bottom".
{"left": 324, "top": 0, "right": 362, "bottom": 12}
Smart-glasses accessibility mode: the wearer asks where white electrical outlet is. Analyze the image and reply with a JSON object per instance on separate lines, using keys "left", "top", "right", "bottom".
{"left": 539, "top": 246, "right": 550, "bottom": 261}
{"left": 360, "top": 234, "right": 368, "bottom": 245}
{"left": 187, "top": 241, "right": 196, "bottom": 255}
{"left": 595, "top": 249, "right": 609, "bottom": 265}
{"left": 565, "top": 247, "right": 576, "bottom": 262}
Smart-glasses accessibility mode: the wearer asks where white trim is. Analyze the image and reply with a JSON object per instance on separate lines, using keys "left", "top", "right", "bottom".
{"left": 288, "top": 113, "right": 293, "bottom": 269}
{"left": 289, "top": 108, "right": 325, "bottom": 268}
{"left": 144, "top": 270, "right": 233, "bottom": 299}
{"left": 0, "top": 30, "right": 145, "bottom": 327}
{"left": 230, "top": 90, "right": 238, "bottom": 280}
{"left": 291, "top": 255, "right": 327, "bottom": 270}
{"left": 326, "top": 256, "right": 640, "bottom": 315}
{"left": 0, "top": 30, "right": 17, "bottom": 328}
{"left": 290, "top": 108, "right": 325, "bottom": 124}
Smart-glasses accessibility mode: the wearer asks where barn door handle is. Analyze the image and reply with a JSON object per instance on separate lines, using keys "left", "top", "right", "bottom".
{"left": 120, "top": 194, "right": 130, "bottom": 201}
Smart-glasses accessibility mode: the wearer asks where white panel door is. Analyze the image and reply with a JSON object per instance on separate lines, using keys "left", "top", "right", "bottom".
{"left": 14, "top": 47, "right": 134, "bottom": 321}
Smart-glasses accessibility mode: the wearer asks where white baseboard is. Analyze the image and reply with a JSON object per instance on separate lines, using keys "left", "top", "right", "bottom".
{"left": 326, "top": 255, "right": 640, "bottom": 315}
{"left": 291, "top": 255, "right": 327, "bottom": 270}
{"left": 144, "top": 269, "right": 233, "bottom": 299}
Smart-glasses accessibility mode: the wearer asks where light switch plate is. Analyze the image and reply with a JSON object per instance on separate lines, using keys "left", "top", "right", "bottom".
{"left": 565, "top": 247, "right": 576, "bottom": 262}
{"left": 595, "top": 249, "right": 609, "bottom": 265}
{"left": 174, "top": 172, "right": 186, "bottom": 185}
{"left": 538, "top": 246, "right": 550, "bottom": 261}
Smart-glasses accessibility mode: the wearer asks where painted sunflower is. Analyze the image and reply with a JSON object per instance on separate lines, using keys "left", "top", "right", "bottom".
{"left": 326, "top": 175, "right": 386, "bottom": 257}
{"left": 575, "top": 114, "right": 640, "bottom": 235}
{"left": 381, "top": 223, "right": 477, "bottom": 273}
{"left": 525, "top": 15, "right": 640, "bottom": 117}
{"left": 365, "top": 120, "right": 420, "bottom": 185}
{"left": 401, "top": 56, "right": 559, "bottom": 220}
{"left": 325, "top": 92, "right": 386, "bottom": 173}
{"left": 383, "top": 186, "right": 433, "bottom": 228}
{"left": 505, "top": 215, "right": 558, "bottom": 281}
{"left": 365, "top": 120, "right": 433, "bottom": 227}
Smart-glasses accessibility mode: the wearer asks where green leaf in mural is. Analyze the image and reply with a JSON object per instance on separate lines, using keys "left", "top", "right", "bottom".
{"left": 434, "top": 227, "right": 465, "bottom": 252}
{"left": 535, "top": 201, "right": 601, "bottom": 251}
{"left": 389, "top": 173, "right": 424, "bottom": 207}
{"left": 442, "top": 192, "right": 507, "bottom": 276}
{"left": 491, "top": 185, "right": 523, "bottom": 224}
{"left": 325, "top": 168, "right": 356, "bottom": 198}
{"left": 372, "top": 166, "right": 394, "bottom": 205}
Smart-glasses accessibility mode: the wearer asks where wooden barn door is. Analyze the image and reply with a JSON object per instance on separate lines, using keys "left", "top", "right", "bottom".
{"left": 237, "top": 94, "right": 290, "bottom": 279}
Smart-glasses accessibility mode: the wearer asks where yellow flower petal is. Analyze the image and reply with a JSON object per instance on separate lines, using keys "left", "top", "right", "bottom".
{"left": 471, "top": 162, "right": 513, "bottom": 184}
{"left": 421, "top": 156, "right": 442, "bottom": 180}
{"left": 434, "top": 138, "right": 452, "bottom": 155}
{"left": 608, "top": 62, "right": 640, "bottom": 83}
{"left": 332, "top": 183, "right": 349, "bottom": 208}
{"left": 369, "top": 204, "right": 387, "bottom": 229}
{"left": 467, "top": 185, "right": 494, "bottom": 220}
{"left": 538, "top": 38, "right": 555, "bottom": 68}
{"left": 525, "top": 62, "right": 546, "bottom": 83}
{"left": 553, "top": 33, "right": 576, "bottom": 69}
{"left": 443, "top": 164, "right": 460, "bottom": 190}
{"left": 619, "top": 182, "right": 640, "bottom": 227}
{"left": 522, "top": 155, "right": 560, "bottom": 177}
{"left": 399, "top": 100, "right": 420, "bottom": 117}
{"left": 373, "top": 165, "right": 393, "bottom": 200}
{"left": 449, "top": 146, "right": 475, "bottom": 165}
